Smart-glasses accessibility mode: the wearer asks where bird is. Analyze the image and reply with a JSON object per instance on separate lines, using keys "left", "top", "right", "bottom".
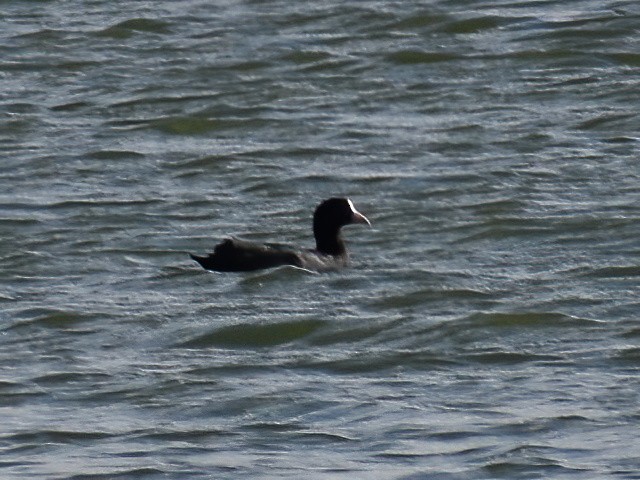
{"left": 190, "top": 197, "right": 370, "bottom": 272}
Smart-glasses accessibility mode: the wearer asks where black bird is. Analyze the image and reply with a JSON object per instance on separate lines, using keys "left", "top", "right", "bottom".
{"left": 190, "top": 197, "right": 370, "bottom": 272}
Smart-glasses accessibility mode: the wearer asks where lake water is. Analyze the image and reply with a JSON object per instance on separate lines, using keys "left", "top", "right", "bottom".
{"left": 1, "top": 0, "right": 640, "bottom": 478}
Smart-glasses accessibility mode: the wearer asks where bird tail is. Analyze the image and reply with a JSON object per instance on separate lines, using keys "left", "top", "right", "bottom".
{"left": 189, "top": 253, "right": 208, "bottom": 268}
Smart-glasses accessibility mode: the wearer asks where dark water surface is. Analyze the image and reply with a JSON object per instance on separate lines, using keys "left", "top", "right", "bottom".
{"left": 2, "top": 0, "right": 640, "bottom": 478}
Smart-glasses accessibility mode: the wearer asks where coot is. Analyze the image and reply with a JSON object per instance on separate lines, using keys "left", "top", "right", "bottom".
{"left": 190, "top": 197, "right": 370, "bottom": 272}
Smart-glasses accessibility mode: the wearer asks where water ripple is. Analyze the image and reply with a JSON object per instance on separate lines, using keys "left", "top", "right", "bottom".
{"left": 2, "top": 0, "right": 640, "bottom": 478}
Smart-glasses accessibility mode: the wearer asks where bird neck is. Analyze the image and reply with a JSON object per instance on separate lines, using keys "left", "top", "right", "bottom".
{"left": 314, "top": 226, "right": 346, "bottom": 256}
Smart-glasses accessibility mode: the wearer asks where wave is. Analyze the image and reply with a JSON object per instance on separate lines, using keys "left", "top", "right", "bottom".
{"left": 176, "top": 318, "right": 327, "bottom": 348}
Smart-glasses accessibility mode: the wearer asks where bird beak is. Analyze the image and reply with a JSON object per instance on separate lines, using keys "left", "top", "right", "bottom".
{"left": 352, "top": 210, "right": 371, "bottom": 226}
{"left": 348, "top": 199, "right": 371, "bottom": 226}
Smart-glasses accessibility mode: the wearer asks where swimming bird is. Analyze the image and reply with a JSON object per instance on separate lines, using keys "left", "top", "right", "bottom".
{"left": 190, "top": 197, "right": 370, "bottom": 272}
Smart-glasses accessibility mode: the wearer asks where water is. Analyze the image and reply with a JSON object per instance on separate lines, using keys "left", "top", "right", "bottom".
{"left": 1, "top": 0, "right": 639, "bottom": 478}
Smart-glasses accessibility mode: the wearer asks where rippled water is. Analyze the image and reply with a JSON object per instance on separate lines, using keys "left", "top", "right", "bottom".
{"left": 2, "top": 0, "right": 640, "bottom": 478}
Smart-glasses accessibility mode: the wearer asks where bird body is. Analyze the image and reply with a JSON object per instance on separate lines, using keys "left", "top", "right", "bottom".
{"left": 190, "top": 238, "right": 303, "bottom": 272}
{"left": 190, "top": 198, "right": 370, "bottom": 272}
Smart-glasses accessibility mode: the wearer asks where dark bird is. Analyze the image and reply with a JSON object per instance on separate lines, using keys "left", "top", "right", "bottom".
{"left": 190, "top": 197, "right": 370, "bottom": 272}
